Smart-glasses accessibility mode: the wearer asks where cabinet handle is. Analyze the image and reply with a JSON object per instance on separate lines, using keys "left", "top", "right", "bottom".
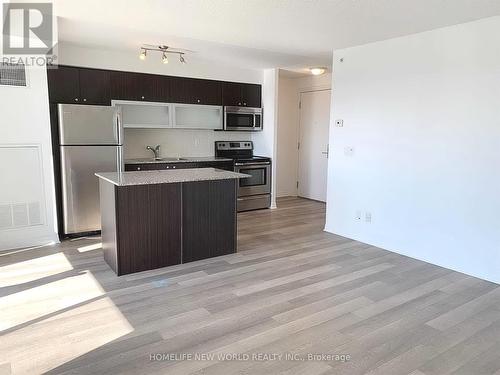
{"left": 197, "top": 99, "right": 200, "bottom": 103}
{"left": 173, "top": 166, "right": 176, "bottom": 169}
{"left": 74, "top": 98, "right": 79, "bottom": 102}
{"left": 238, "top": 102, "right": 241, "bottom": 105}
{"left": 83, "top": 98, "right": 87, "bottom": 102}
{"left": 141, "top": 96, "right": 145, "bottom": 100}
{"left": 137, "top": 167, "right": 141, "bottom": 171}
{"left": 243, "top": 102, "right": 247, "bottom": 106}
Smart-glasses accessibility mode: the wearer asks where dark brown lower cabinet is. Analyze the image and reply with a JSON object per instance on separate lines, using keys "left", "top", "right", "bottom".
{"left": 101, "top": 181, "right": 182, "bottom": 275}
{"left": 99, "top": 178, "right": 237, "bottom": 276}
{"left": 182, "top": 180, "right": 237, "bottom": 263}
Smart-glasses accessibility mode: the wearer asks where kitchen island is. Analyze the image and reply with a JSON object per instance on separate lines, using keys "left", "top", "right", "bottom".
{"left": 96, "top": 168, "right": 249, "bottom": 275}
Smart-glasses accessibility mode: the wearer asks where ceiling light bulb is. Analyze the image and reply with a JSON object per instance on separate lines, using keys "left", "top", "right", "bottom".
{"left": 162, "top": 53, "right": 169, "bottom": 64}
{"left": 139, "top": 49, "right": 147, "bottom": 60}
{"left": 179, "top": 54, "right": 186, "bottom": 64}
{"left": 310, "top": 67, "right": 326, "bottom": 75}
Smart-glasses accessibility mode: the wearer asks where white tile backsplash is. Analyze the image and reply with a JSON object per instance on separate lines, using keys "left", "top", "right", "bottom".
{"left": 124, "top": 128, "right": 252, "bottom": 159}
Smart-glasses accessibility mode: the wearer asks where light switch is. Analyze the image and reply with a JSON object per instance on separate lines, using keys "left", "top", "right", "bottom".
{"left": 335, "top": 119, "right": 344, "bottom": 127}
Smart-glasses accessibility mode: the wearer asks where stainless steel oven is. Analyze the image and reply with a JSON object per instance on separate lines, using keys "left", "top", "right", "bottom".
{"left": 234, "top": 160, "right": 271, "bottom": 211}
{"left": 215, "top": 141, "right": 271, "bottom": 211}
{"left": 224, "top": 106, "right": 263, "bottom": 131}
{"left": 235, "top": 161, "right": 271, "bottom": 196}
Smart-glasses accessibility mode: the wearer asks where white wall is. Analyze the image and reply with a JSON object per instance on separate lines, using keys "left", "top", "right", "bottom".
{"left": 326, "top": 16, "right": 500, "bottom": 284}
{"left": 276, "top": 72, "right": 332, "bottom": 197}
{"left": 58, "top": 42, "right": 263, "bottom": 83}
{"left": 276, "top": 76, "right": 299, "bottom": 197}
{"left": 124, "top": 129, "right": 252, "bottom": 159}
{"left": 295, "top": 73, "right": 332, "bottom": 92}
{"left": 0, "top": 63, "right": 58, "bottom": 250}
{"left": 253, "top": 69, "right": 278, "bottom": 208}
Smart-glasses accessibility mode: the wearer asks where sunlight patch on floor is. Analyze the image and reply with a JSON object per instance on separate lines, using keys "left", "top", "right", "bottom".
{"left": 1, "top": 295, "right": 133, "bottom": 374}
{"left": 0, "top": 252, "right": 73, "bottom": 287}
{"left": 0, "top": 270, "right": 105, "bottom": 331}
{"left": 77, "top": 242, "right": 103, "bottom": 253}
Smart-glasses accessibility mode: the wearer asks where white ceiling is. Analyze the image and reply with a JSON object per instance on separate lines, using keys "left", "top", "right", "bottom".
{"left": 51, "top": 0, "right": 500, "bottom": 70}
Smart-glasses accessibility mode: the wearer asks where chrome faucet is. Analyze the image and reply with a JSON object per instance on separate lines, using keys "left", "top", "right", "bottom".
{"left": 146, "top": 145, "right": 161, "bottom": 159}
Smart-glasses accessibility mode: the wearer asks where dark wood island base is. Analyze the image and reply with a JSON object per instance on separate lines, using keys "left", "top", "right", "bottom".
{"left": 97, "top": 169, "right": 247, "bottom": 275}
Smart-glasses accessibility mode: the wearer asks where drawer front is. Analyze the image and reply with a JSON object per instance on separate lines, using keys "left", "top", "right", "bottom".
{"left": 237, "top": 194, "right": 271, "bottom": 212}
{"left": 125, "top": 160, "right": 234, "bottom": 172}
{"left": 197, "top": 161, "right": 234, "bottom": 171}
{"left": 124, "top": 163, "right": 184, "bottom": 171}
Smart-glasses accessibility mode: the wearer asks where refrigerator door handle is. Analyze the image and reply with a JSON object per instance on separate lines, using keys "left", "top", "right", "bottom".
{"left": 117, "top": 146, "right": 124, "bottom": 173}
{"left": 115, "top": 110, "right": 123, "bottom": 145}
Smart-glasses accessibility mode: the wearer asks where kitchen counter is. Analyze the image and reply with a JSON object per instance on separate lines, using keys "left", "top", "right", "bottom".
{"left": 96, "top": 168, "right": 248, "bottom": 186}
{"left": 125, "top": 156, "right": 233, "bottom": 164}
{"left": 97, "top": 167, "right": 246, "bottom": 276}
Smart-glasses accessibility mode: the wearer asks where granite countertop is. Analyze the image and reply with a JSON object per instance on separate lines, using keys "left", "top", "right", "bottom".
{"left": 125, "top": 156, "right": 233, "bottom": 165}
{"left": 96, "top": 168, "right": 249, "bottom": 186}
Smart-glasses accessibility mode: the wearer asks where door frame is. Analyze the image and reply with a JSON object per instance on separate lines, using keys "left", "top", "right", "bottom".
{"left": 296, "top": 88, "right": 332, "bottom": 201}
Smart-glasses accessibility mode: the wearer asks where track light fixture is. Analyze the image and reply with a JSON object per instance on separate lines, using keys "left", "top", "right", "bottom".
{"left": 138, "top": 45, "right": 189, "bottom": 64}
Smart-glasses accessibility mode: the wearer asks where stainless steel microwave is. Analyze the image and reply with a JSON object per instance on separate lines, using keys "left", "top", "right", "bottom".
{"left": 224, "top": 106, "right": 263, "bottom": 131}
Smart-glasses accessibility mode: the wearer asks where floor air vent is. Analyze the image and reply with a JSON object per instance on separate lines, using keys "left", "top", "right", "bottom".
{"left": 0, "top": 62, "right": 27, "bottom": 87}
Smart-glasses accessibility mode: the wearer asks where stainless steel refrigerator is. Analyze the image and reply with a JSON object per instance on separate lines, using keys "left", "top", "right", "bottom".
{"left": 58, "top": 104, "right": 123, "bottom": 235}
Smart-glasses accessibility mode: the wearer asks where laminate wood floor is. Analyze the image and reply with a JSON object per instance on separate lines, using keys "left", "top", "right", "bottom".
{"left": 1, "top": 197, "right": 499, "bottom": 374}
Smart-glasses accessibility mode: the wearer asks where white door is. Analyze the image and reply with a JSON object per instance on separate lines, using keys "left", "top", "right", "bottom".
{"left": 297, "top": 89, "right": 331, "bottom": 202}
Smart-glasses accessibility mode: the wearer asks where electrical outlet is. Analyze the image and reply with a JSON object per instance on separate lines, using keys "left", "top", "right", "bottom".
{"left": 335, "top": 119, "right": 344, "bottom": 127}
{"left": 355, "top": 210, "right": 362, "bottom": 221}
{"left": 344, "top": 146, "right": 355, "bottom": 156}
{"left": 365, "top": 212, "right": 372, "bottom": 223}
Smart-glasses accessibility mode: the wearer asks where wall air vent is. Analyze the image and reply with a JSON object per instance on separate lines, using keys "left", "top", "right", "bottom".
{"left": 0, "top": 62, "right": 27, "bottom": 87}
{"left": 0, "top": 202, "right": 43, "bottom": 230}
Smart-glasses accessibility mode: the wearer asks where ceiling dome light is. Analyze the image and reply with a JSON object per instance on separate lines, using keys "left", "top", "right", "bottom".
{"left": 162, "top": 52, "right": 169, "bottom": 64}
{"left": 310, "top": 67, "right": 326, "bottom": 75}
{"left": 139, "top": 49, "right": 147, "bottom": 60}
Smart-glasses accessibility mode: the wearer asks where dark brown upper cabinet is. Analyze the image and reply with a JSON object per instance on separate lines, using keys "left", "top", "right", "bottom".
{"left": 169, "top": 77, "right": 222, "bottom": 105}
{"left": 47, "top": 66, "right": 110, "bottom": 105}
{"left": 241, "top": 83, "right": 262, "bottom": 108}
{"left": 48, "top": 65, "right": 260, "bottom": 108}
{"left": 222, "top": 82, "right": 262, "bottom": 108}
{"left": 110, "top": 71, "right": 168, "bottom": 103}
{"left": 79, "top": 69, "right": 111, "bottom": 105}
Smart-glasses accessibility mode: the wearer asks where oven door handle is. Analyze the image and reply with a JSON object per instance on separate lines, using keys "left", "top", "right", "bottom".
{"left": 235, "top": 162, "right": 270, "bottom": 166}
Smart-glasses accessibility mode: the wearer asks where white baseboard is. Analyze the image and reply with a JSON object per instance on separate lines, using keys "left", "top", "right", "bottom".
{"left": 0, "top": 227, "right": 59, "bottom": 252}
{"left": 276, "top": 192, "right": 298, "bottom": 198}
{"left": 323, "top": 225, "right": 499, "bottom": 285}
